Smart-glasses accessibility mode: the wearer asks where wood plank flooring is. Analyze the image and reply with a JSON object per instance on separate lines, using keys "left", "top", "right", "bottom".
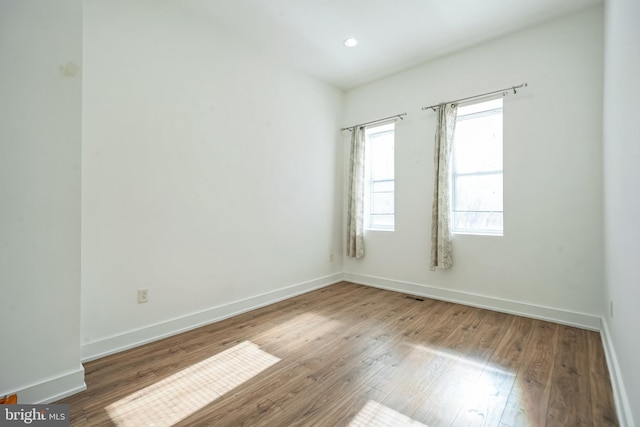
{"left": 58, "top": 282, "right": 618, "bottom": 426}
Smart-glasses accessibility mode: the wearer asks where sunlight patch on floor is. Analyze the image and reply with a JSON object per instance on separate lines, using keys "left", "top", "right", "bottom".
{"left": 408, "top": 344, "right": 512, "bottom": 376}
{"left": 105, "top": 340, "right": 280, "bottom": 426}
{"left": 349, "top": 400, "right": 428, "bottom": 427}
{"left": 256, "top": 312, "right": 343, "bottom": 349}
{"left": 407, "top": 343, "right": 522, "bottom": 426}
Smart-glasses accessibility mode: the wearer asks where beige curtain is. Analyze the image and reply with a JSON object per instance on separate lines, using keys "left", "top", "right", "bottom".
{"left": 347, "top": 126, "right": 365, "bottom": 259}
{"left": 430, "top": 103, "right": 458, "bottom": 270}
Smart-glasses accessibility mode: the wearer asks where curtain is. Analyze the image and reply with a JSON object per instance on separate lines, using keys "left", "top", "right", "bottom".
{"left": 347, "top": 126, "right": 365, "bottom": 259}
{"left": 430, "top": 103, "right": 458, "bottom": 270}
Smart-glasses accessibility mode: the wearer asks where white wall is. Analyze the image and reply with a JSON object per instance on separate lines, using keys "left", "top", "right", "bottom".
{"left": 603, "top": 0, "right": 640, "bottom": 424}
{"left": 0, "top": 0, "right": 84, "bottom": 402}
{"left": 81, "top": 0, "right": 344, "bottom": 359}
{"left": 344, "top": 8, "right": 604, "bottom": 326}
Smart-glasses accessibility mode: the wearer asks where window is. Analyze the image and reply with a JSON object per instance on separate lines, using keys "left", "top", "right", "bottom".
{"left": 451, "top": 98, "right": 503, "bottom": 235}
{"left": 364, "top": 122, "right": 395, "bottom": 230}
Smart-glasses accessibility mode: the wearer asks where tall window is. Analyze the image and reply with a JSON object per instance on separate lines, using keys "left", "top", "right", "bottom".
{"left": 451, "top": 98, "right": 503, "bottom": 235}
{"left": 364, "top": 122, "right": 395, "bottom": 230}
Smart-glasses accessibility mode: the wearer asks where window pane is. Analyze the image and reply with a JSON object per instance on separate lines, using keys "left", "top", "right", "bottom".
{"left": 454, "top": 173, "right": 503, "bottom": 212}
{"left": 453, "top": 211, "right": 503, "bottom": 234}
{"left": 453, "top": 113, "right": 502, "bottom": 174}
{"left": 370, "top": 214, "right": 394, "bottom": 229}
{"left": 369, "top": 131, "right": 394, "bottom": 180}
{"left": 452, "top": 98, "right": 503, "bottom": 235}
{"left": 372, "top": 180, "right": 394, "bottom": 192}
{"left": 457, "top": 98, "right": 502, "bottom": 116}
{"left": 365, "top": 122, "right": 395, "bottom": 231}
{"left": 371, "top": 192, "right": 394, "bottom": 215}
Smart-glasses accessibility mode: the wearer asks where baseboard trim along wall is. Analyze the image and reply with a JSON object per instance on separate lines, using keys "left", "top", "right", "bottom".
{"left": 14, "top": 365, "right": 86, "bottom": 404}
{"left": 600, "top": 317, "right": 633, "bottom": 427}
{"left": 81, "top": 273, "right": 343, "bottom": 363}
{"left": 66, "top": 272, "right": 633, "bottom": 425}
{"left": 343, "top": 273, "right": 602, "bottom": 331}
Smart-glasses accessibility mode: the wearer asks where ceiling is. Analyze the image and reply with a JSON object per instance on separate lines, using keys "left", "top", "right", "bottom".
{"left": 180, "top": 0, "right": 602, "bottom": 90}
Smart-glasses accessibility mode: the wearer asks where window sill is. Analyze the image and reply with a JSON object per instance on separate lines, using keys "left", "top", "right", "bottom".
{"left": 452, "top": 230, "right": 503, "bottom": 237}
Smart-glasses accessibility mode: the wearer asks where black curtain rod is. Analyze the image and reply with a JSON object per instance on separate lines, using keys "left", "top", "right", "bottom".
{"left": 340, "top": 113, "right": 407, "bottom": 132}
{"left": 421, "top": 83, "right": 528, "bottom": 111}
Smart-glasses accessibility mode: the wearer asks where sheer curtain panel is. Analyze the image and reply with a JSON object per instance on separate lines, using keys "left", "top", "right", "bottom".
{"left": 347, "top": 127, "right": 365, "bottom": 259}
{"left": 430, "top": 103, "right": 458, "bottom": 270}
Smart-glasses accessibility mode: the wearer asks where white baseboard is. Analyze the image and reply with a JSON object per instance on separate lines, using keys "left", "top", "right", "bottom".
{"left": 13, "top": 365, "right": 86, "bottom": 404}
{"left": 348, "top": 274, "right": 634, "bottom": 425}
{"left": 81, "top": 273, "right": 343, "bottom": 362}
{"left": 600, "top": 317, "right": 634, "bottom": 427}
{"left": 76, "top": 272, "right": 632, "bottom": 425}
{"left": 343, "top": 273, "right": 601, "bottom": 330}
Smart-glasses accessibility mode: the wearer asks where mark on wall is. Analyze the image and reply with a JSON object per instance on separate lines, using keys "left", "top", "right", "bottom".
{"left": 59, "top": 61, "right": 79, "bottom": 77}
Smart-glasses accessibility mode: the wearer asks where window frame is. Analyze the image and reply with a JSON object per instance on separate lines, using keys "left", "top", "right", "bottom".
{"left": 451, "top": 97, "right": 504, "bottom": 236}
{"left": 364, "top": 122, "right": 395, "bottom": 231}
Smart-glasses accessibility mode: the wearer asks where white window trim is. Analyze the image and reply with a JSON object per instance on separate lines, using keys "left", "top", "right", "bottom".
{"left": 451, "top": 97, "right": 504, "bottom": 236}
{"left": 364, "top": 122, "right": 395, "bottom": 231}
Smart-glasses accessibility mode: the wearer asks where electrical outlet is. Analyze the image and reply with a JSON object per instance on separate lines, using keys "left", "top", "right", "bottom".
{"left": 138, "top": 289, "right": 149, "bottom": 304}
{"left": 329, "top": 253, "right": 334, "bottom": 262}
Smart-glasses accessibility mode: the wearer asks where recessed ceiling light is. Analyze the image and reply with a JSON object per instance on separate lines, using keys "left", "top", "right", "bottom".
{"left": 343, "top": 38, "right": 358, "bottom": 47}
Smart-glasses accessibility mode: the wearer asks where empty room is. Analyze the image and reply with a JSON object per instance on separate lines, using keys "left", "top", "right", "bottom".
{"left": 1, "top": 0, "right": 638, "bottom": 426}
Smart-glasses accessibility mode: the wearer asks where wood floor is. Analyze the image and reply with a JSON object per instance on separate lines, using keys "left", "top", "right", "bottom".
{"left": 58, "top": 282, "right": 618, "bottom": 426}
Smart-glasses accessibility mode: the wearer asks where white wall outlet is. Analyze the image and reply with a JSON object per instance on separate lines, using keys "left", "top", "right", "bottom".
{"left": 138, "top": 288, "right": 149, "bottom": 304}
{"left": 329, "top": 253, "right": 334, "bottom": 262}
